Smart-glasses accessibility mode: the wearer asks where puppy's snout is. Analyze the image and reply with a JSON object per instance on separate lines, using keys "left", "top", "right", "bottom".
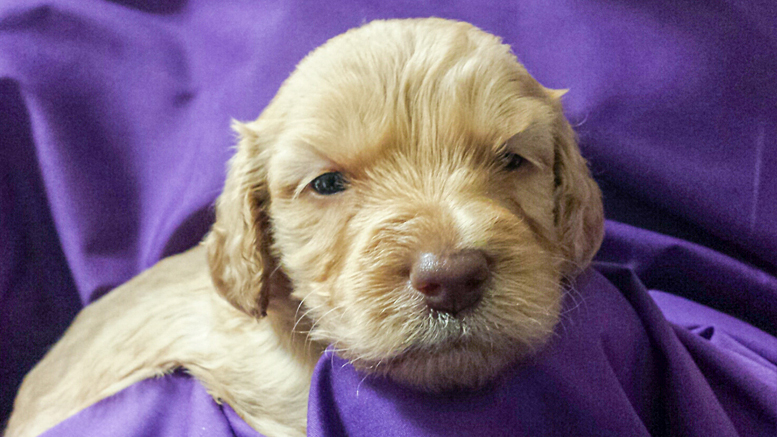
{"left": 410, "top": 250, "right": 489, "bottom": 315}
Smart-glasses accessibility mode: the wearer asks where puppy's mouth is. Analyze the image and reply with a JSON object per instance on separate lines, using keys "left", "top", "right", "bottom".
{"left": 305, "top": 276, "right": 558, "bottom": 391}
{"left": 355, "top": 309, "right": 525, "bottom": 391}
{"left": 411, "top": 309, "right": 480, "bottom": 346}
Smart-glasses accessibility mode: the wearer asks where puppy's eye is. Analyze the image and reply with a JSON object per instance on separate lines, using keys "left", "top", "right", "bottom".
{"left": 311, "top": 171, "right": 347, "bottom": 195}
{"left": 501, "top": 152, "right": 525, "bottom": 171}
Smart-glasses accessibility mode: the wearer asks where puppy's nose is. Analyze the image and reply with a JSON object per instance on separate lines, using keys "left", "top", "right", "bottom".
{"left": 410, "top": 250, "right": 489, "bottom": 315}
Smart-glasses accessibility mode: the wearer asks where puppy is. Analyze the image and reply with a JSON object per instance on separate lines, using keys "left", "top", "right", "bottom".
{"left": 6, "top": 18, "right": 603, "bottom": 437}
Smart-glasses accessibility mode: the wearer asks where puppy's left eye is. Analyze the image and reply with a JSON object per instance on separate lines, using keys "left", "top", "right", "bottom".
{"left": 311, "top": 171, "right": 347, "bottom": 195}
{"left": 501, "top": 152, "right": 525, "bottom": 171}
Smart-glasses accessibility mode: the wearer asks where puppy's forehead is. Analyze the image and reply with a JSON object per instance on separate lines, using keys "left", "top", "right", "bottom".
{"left": 271, "top": 19, "right": 554, "bottom": 168}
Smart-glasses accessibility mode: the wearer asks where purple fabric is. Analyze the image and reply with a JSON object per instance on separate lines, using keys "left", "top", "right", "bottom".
{"left": 308, "top": 265, "right": 776, "bottom": 437}
{"left": 1, "top": 0, "right": 776, "bottom": 436}
{"left": 43, "top": 371, "right": 261, "bottom": 437}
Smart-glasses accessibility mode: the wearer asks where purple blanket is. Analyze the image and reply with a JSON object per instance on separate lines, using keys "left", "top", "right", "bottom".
{"left": 1, "top": 1, "right": 775, "bottom": 436}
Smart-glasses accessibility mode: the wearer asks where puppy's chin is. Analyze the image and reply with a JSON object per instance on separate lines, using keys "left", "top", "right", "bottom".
{"left": 377, "top": 345, "right": 521, "bottom": 392}
{"left": 322, "top": 285, "right": 562, "bottom": 392}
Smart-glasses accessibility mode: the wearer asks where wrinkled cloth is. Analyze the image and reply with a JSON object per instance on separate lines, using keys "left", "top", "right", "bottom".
{"left": 309, "top": 261, "right": 776, "bottom": 437}
{"left": 1, "top": 0, "right": 775, "bottom": 436}
{"left": 43, "top": 371, "right": 262, "bottom": 437}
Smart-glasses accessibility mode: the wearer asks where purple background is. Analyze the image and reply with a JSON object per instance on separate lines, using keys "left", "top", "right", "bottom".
{"left": 1, "top": 0, "right": 775, "bottom": 435}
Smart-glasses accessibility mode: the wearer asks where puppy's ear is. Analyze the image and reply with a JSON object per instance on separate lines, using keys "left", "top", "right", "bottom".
{"left": 551, "top": 105, "right": 605, "bottom": 277}
{"left": 205, "top": 120, "right": 276, "bottom": 317}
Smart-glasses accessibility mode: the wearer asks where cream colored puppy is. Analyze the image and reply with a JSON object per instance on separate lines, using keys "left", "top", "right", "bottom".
{"left": 6, "top": 18, "right": 603, "bottom": 437}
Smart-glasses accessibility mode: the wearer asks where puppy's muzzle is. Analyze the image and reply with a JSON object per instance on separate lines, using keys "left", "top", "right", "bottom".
{"left": 410, "top": 250, "right": 489, "bottom": 315}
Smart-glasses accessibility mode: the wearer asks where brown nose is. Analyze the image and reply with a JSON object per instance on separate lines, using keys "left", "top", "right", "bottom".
{"left": 410, "top": 250, "right": 489, "bottom": 315}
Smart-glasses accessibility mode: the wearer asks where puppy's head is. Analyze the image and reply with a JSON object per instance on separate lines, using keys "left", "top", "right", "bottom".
{"left": 206, "top": 18, "right": 603, "bottom": 390}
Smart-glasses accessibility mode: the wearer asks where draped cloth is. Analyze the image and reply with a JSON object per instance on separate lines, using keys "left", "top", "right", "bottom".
{"left": 1, "top": 1, "right": 774, "bottom": 435}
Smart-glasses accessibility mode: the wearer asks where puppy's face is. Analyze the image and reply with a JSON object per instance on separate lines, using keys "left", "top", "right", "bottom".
{"left": 208, "top": 19, "right": 604, "bottom": 390}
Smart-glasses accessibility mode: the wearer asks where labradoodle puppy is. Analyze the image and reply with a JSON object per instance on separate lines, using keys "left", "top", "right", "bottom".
{"left": 6, "top": 18, "right": 603, "bottom": 437}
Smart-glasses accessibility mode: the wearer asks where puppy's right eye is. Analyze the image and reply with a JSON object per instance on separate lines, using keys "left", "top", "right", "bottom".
{"left": 500, "top": 151, "right": 525, "bottom": 171}
{"left": 311, "top": 172, "right": 347, "bottom": 195}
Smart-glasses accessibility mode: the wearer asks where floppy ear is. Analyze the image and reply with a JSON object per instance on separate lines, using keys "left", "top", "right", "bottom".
{"left": 550, "top": 97, "right": 605, "bottom": 277}
{"left": 205, "top": 120, "right": 276, "bottom": 317}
